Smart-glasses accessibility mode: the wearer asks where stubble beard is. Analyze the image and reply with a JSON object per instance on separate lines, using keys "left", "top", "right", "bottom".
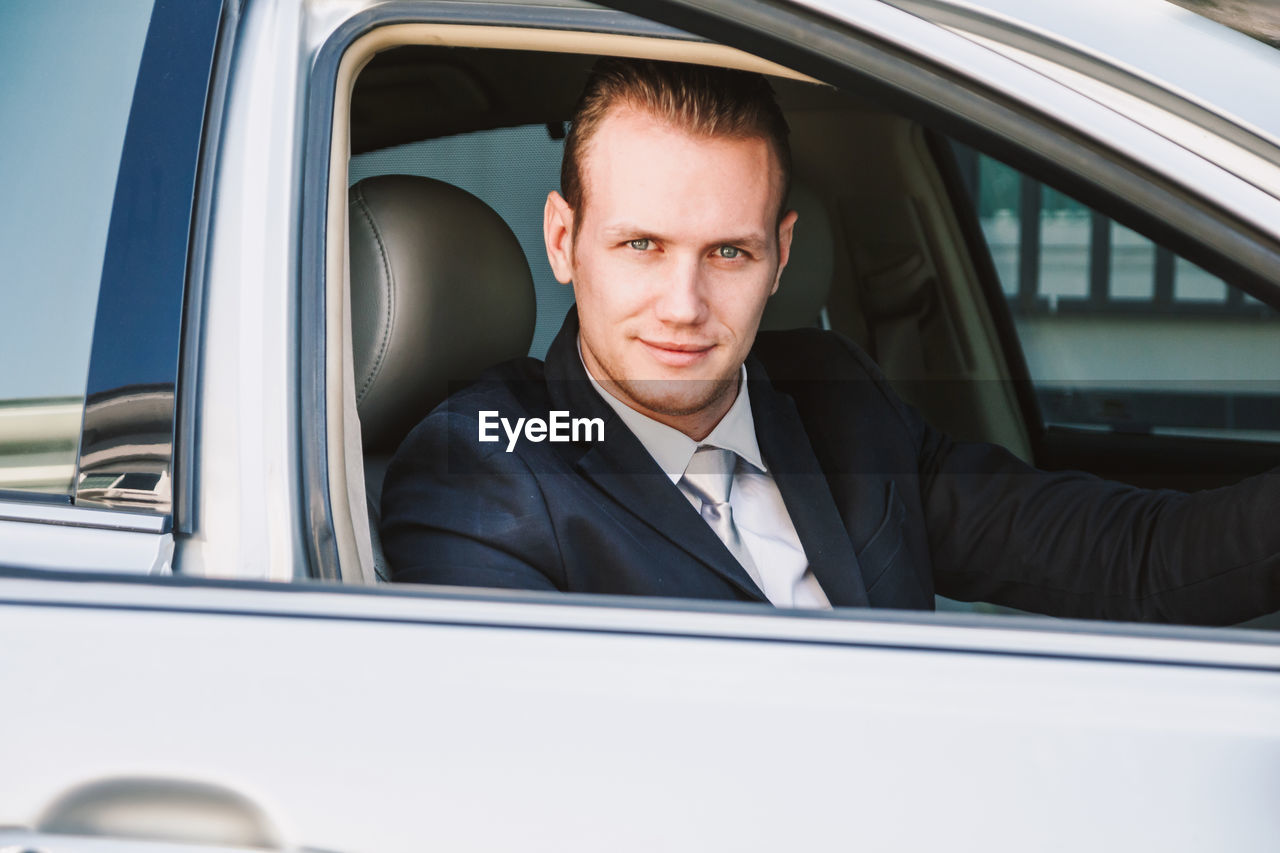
{"left": 582, "top": 333, "right": 740, "bottom": 420}
{"left": 610, "top": 374, "right": 738, "bottom": 419}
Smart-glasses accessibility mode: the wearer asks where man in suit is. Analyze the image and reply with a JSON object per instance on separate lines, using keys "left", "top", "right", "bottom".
{"left": 380, "top": 59, "right": 1279, "bottom": 624}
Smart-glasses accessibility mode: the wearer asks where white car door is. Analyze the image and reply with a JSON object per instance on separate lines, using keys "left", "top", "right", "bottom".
{"left": 2, "top": 577, "right": 1278, "bottom": 852}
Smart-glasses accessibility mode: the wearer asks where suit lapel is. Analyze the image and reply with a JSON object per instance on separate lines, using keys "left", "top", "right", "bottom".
{"left": 747, "top": 357, "right": 870, "bottom": 608}
{"left": 544, "top": 310, "right": 769, "bottom": 602}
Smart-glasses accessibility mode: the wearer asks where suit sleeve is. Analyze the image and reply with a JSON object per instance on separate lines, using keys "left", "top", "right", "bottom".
{"left": 379, "top": 409, "right": 563, "bottom": 591}
{"left": 843, "top": 338, "right": 1280, "bottom": 625}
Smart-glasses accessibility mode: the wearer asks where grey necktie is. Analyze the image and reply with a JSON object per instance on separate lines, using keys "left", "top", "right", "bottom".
{"left": 681, "top": 446, "right": 763, "bottom": 590}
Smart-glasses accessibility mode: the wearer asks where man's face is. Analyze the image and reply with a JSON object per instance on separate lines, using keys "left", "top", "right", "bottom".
{"left": 544, "top": 106, "right": 797, "bottom": 439}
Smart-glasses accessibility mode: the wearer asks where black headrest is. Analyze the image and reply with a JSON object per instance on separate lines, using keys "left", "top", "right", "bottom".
{"left": 349, "top": 175, "right": 536, "bottom": 452}
{"left": 761, "top": 181, "right": 834, "bottom": 330}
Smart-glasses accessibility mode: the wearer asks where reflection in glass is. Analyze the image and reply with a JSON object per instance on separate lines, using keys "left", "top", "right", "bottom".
{"left": 0, "top": 0, "right": 154, "bottom": 496}
{"left": 0, "top": 398, "right": 80, "bottom": 494}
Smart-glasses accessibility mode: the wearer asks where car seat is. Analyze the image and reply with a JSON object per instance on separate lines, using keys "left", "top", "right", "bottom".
{"left": 761, "top": 181, "right": 834, "bottom": 331}
{"left": 348, "top": 174, "right": 537, "bottom": 580}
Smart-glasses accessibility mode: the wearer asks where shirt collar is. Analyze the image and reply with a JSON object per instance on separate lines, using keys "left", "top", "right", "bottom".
{"left": 578, "top": 338, "right": 767, "bottom": 485}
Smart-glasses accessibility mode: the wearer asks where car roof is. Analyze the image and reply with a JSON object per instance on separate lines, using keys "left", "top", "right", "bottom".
{"left": 889, "top": 0, "right": 1280, "bottom": 147}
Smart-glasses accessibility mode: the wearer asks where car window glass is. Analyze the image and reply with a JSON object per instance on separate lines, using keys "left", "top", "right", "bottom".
{"left": 0, "top": 0, "right": 155, "bottom": 496}
{"left": 349, "top": 125, "right": 571, "bottom": 359}
{"left": 957, "top": 147, "right": 1280, "bottom": 443}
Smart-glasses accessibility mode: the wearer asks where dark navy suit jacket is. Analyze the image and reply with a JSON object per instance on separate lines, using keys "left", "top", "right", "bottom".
{"left": 381, "top": 309, "right": 1280, "bottom": 624}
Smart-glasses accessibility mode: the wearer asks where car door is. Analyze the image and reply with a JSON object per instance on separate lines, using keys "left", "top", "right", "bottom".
{"left": 3, "top": 575, "right": 1279, "bottom": 853}
{"left": 2, "top": 0, "right": 1278, "bottom": 851}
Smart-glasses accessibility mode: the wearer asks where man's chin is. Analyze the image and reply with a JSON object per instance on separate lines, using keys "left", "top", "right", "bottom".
{"left": 614, "top": 377, "right": 736, "bottom": 419}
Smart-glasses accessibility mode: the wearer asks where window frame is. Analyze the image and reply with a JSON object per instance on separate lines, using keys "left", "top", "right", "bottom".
{"left": 75, "top": 0, "right": 226, "bottom": 520}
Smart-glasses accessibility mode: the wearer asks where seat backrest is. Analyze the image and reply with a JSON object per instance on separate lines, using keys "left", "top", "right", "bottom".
{"left": 350, "top": 174, "right": 537, "bottom": 453}
{"left": 760, "top": 181, "right": 834, "bottom": 331}
{"left": 349, "top": 174, "right": 537, "bottom": 578}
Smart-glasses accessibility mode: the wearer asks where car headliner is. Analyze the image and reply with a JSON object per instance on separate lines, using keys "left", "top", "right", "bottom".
{"left": 350, "top": 44, "right": 850, "bottom": 154}
{"left": 352, "top": 0, "right": 1280, "bottom": 157}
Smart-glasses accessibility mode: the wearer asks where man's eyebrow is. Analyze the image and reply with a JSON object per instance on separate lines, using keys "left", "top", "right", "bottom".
{"left": 717, "top": 234, "right": 770, "bottom": 251}
{"left": 600, "top": 224, "right": 771, "bottom": 251}
{"left": 601, "top": 223, "right": 663, "bottom": 239}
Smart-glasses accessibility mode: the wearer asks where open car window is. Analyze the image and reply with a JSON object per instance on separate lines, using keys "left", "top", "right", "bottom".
{"left": 333, "top": 17, "right": 1279, "bottom": 633}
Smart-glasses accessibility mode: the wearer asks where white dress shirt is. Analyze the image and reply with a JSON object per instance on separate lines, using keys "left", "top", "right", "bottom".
{"left": 580, "top": 346, "right": 832, "bottom": 609}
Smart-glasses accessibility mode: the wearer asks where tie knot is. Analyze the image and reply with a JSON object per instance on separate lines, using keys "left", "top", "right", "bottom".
{"left": 682, "top": 446, "right": 736, "bottom": 507}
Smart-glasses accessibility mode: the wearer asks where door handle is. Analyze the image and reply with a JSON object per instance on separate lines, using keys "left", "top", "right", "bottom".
{"left": 1, "top": 776, "right": 340, "bottom": 852}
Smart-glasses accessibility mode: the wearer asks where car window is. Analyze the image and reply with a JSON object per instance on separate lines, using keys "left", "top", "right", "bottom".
{"left": 0, "top": 0, "right": 155, "bottom": 496}
{"left": 339, "top": 34, "right": 1278, "bottom": 631}
{"left": 955, "top": 147, "right": 1280, "bottom": 443}
{"left": 350, "top": 125, "right": 572, "bottom": 359}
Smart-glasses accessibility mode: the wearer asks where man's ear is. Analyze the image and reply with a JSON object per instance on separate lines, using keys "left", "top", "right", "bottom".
{"left": 771, "top": 209, "right": 799, "bottom": 295}
{"left": 544, "top": 191, "right": 576, "bottom": 285}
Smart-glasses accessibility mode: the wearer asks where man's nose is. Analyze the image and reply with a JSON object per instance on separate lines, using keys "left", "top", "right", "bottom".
{"left": 653, "top": 255, "right": 708, "bottom": 325}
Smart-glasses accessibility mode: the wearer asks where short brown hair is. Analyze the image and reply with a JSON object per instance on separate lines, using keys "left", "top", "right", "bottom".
{"left": 560, "top": 58, "right": 792, "bottom": 226}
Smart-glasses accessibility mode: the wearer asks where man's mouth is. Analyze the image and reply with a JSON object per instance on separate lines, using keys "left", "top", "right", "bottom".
{"left": 639, "top": 339, "right": 714, "bottom": 368}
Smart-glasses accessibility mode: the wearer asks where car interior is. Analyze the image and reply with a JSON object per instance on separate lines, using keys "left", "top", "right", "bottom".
{"left": 328, "top": 23, "right": 1280, "bottom": 625}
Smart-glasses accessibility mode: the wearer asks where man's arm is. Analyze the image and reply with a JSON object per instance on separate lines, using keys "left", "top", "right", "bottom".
{"left": 380, "top": 409, "right": 563, "bottom": 591}
{"left": 920, "top": 434, "right": 1280, "bottom": 624}
{"left": 845, "top": 338, "right": 1280, "bottom": 625}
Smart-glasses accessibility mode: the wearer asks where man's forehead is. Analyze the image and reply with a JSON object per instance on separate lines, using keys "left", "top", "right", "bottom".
{"left": 584, "top": 103, "right": 781, "bottom": 172}
{"left": 576, "top": 106, "right": 788, "bottom": 227}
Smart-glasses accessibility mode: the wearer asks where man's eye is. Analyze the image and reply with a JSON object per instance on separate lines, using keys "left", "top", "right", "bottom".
{"left": 716, "top": 245, "right": 742, "bottom": 259}
{"left": 627, "top": 238, "right": 652, "bottom": 251}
